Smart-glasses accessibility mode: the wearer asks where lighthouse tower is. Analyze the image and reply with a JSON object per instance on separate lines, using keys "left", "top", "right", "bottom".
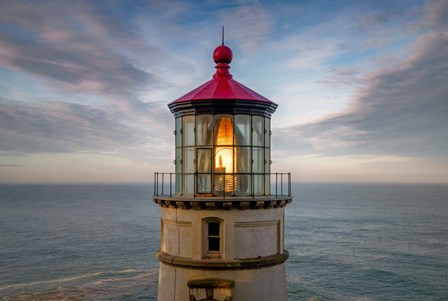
{"left": 153, "top": 40, "right": 292, "bottom": 301}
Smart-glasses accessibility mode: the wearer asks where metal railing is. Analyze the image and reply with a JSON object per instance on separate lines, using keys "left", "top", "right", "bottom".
{"left": 153, "top": 172, "right": 291, "bottom": 198}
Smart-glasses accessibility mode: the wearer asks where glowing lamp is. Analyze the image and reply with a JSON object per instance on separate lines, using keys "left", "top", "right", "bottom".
{"left": 215, "top": 116, "right": 236, "bottom": 192}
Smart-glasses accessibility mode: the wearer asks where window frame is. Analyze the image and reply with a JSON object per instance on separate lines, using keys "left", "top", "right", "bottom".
{"left": 203, "top": 218, "right": 223, "bottom": 258}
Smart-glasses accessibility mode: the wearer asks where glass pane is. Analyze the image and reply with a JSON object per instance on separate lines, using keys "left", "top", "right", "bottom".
{"left": 215, "top": 115, "right": 234, "bottom": 146}
{"left": 265, "top": 118, "right": 270, "bottom": 148}
{"left": 184, "top": 175, "right": 194, "bottom": 195}
{"left": 236, "top": 147, "right": 251, "bottom": 173}
{"left": 265, "top": 148, "right": 270, "bottom": 174}
{"left": 176, "top": 148, "right": 182, "bottom": 173}
{"left": 214, "top": 115, "right": 235, "bottom": 184}
{"left": 252, "top": 147, "right": 264, "bottom": 173}
{"left": 184, "top": 147, "right": 195, "bottom": 173}
{"left": 176, "top": 147, "right": 182, "bottom": 194}
{"left": 197, "top": 149, "right": 212, "bottom": 173}
{"left": 175, "top": 117, "right": 182, "bottom": 147}
{"left": 197, "top": 115, "right": 213, "bottom": 146}
{"left": 235, "top": 115, "right": 250, "bottom": 145}
{"left": 213, "top": 173, "right": 224, "bottom": 196}
{"left": 208, "top": 222, "right": 220, "bottom": 236}
{"left": 253, "top": 175, "right": 264, "bottom": 195}
{"left": 197, "top": 174, "right": 211, "bottom": 193}
{"left": 236, "top": 175, "right": 250, "bottom": 196}
{"left": 265, "top": 174, "right": 270, "bottom": 195}
{"left": 253, "top": 116, "right": 264, "bottom": 146}
{"left": 175, "top": 173, "right": 182, "bottom": 194}
{"left": 208, "top": 237, "right": 220, "bottom": 251}
{"left": 183, "top": 115, "right": 195, "bottom": 146}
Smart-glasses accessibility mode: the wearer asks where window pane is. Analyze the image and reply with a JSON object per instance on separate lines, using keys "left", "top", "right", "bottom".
{"left": 252, "top": 147, "right": 264, "bottom": 173}
{"left": 265, "top": 174, "right": 270, "bottom": 195}
{"left": 176, "top": 148, "right": 182, "bottom": 173}
{"left": 213, "top": 173, "right": 224, "bottom": 196}
{"left": 176, "top": 147, "right": 182, "bottom": 194}
{"left": 175, "top": 173, "right": 182, "bottom": 194}
{"left": 208, "top": 237, "right": 220, "bottom": 251}
{"left": 184, "top": 175, "right": 194, "bottom": 195}
{"left": 236, "top": 147, "right": 251, "bottom": 173}
{"left": 235, "top": 115, "right": 250, "bottom": 145}
{"left": 197, "top": 149, "right": 212, "bottom": 173}
{"left": 208, "top": 222, "right": 220, "bottom": 236}
{"left": 197, "top": 115, "right": 213, "bottom": 146}
{"left": 265, "top": 148, "right": 270, "bottom": 174}
{"left": 253, "top": 116, "right": 264, "bottom": 146}
{"left": 253, "top": 175, "right": 264, "bottom": 195}
{"left": 183, "top": 115, "right": 195, "bottom": 146}
{"left": 197, "top": 174, "right": 211, "bottom": 193}
{"left": 184, "top": 147, "right": 195, "bottom": 173}
{"left": 215, "top": 115, "right": 234, "bottom": 146}
{"left": 265, "top": 118, "right": 270, "bottom": 148}
{"left": 175, "top": 117, "right": 182, "bottom": 147}
{"left": 236, "top": 175, "right": 250, "bottom": 196}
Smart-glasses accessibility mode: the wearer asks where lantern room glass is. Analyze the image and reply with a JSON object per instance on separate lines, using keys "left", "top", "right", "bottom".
{"left": 175, "top": 114, "right": 271, "bottom": 196}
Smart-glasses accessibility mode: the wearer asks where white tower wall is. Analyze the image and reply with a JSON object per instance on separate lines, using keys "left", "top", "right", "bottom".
{"left": 156, "top": 205, "right": 289, "bottom": 301}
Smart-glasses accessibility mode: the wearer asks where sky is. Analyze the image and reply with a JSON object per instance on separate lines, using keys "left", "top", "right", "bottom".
{"left": 0, "top": 0, "right": 447, "bottom": 184}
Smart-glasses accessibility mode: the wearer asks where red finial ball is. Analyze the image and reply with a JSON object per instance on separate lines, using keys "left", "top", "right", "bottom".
{"left": 213, "top": 45, "right": 233, "bottom": 64}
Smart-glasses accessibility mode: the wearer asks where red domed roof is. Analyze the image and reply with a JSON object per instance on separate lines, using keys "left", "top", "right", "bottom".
{"left": 170, "top": 44, "right": 273, "bottom": 104}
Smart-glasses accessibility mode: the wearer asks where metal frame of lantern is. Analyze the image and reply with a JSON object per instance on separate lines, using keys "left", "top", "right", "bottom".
{"left": 172, "top": 113, "right": 271, "bottom": 197}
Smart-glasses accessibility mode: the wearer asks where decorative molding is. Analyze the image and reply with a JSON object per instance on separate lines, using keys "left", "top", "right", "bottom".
{"left": 163, "top": 219, "right": 192, "bottom": 227}
{"left": 153, "top": 197, "right": 292, "bottom": 210}
{"left": 156, "top": 250, "right": 289, "bottom": 270}
{"left": 234, "top": 220, "right": 279, "bottom": 228}
{"left": 188, "top": 278, "right": 234, "bottom": 289}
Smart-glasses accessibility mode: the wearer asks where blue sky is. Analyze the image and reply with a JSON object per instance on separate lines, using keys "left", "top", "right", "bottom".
{"left": 1, "top": 0, "right": 447, "bottom": 184}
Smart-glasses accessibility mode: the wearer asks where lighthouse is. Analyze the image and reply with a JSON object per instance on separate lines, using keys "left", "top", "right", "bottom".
{"left": 153, "top": 39, "right": 292, "bottom": 301}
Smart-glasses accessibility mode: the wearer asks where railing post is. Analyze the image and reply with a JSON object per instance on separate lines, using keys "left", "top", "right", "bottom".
{"left": 153, "top": 172, "right": 156, "bottom": 196}
{"left": 170, "top": 173, "right": 172, "bottom": 198}
{"left": 161, "top": 173, "right": 164, "bottom": 195}
{"left": 275, "top": 173, "right": 278, "bottom": 198}
{"left": 156, "top": 172, "right": 159, "bottom": 196}
{"left": 281, "top": 173, "right": 283, "bottom": 196}
{"left": 288, "top": 173, "right": 291, "bottom": 196}
{"left": 194, "top": 173, "right": 196, "bottom": 198}
{"left": 223, "top": 174, "right": 226, "bottom": 199}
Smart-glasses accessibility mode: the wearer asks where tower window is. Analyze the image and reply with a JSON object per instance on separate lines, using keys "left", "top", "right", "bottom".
{"left": 204, "top": 218, "right": 223, "bottom": 257}
{"left": 208, "top": 222, "right": 220, "bottom": 251}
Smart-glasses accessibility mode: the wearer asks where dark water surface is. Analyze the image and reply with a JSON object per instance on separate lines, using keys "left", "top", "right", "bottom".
{"left": 1, "top": 184, "right": 447, "bottom": 300}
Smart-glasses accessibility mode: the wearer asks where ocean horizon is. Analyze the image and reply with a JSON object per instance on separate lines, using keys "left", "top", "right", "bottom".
{"left": 1, "top": 183, "right": 447, "bottom": 300}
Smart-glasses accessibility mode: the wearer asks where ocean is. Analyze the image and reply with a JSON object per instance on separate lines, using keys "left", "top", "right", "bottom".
{"left": 0, "top": 184, "right": 447, "bottom": 300}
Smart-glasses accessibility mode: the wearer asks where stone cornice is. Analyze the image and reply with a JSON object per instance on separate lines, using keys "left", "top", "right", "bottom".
{"left": 153, "top": 196, "right": 292, "bottom": 210}
{"left": 157, "top": 250, "right": 289, "bottom": 270}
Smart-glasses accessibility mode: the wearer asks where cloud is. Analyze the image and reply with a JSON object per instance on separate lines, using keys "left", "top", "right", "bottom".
{"left": 424, "top": 0, "right": 448, "bottom": 28}
{"left": 0, "top": 97, "right": 173, "bottom": 160}
{"left": 0, "top": 1, "right": 182, "bottom": 163}
{"left": 276, "top": 30, "right": 448, "bottom": 158}
{"left": 219, "top": 1, "right": 273, "bottom": 51}
{"left": 0, "top": 1, "right": 159, "bottom": 100}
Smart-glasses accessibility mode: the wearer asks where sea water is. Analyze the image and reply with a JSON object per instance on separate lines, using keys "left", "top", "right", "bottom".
{"left": 0, "top": 184, "right": 447, "bottom": 300}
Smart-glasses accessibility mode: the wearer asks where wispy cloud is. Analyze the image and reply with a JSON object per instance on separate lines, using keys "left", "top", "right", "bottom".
{"left": 0, "top": 1, "right": 178, "bottom": 163}
{"left": 0, "top": 1, "right": 159, "bottom": 100}
{"left": 276, "top": 25, "right": 448, "bottom": 158}
{"left": 219, "top": 1, "right": 273, "bottom": 51}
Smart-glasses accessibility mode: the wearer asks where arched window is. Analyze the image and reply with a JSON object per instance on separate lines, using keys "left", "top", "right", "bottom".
{"left": 203, "top": 218, "right": 223, "bottom": 258}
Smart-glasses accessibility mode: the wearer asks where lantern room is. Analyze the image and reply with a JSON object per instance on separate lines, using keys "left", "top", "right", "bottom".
{"left": 168, "top": 44, "right": 278, "bottom": 197}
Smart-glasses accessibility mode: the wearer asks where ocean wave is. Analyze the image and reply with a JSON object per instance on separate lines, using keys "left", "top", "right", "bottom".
{"left": 0, "top": 269, "right": 150, "bottom": 292}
